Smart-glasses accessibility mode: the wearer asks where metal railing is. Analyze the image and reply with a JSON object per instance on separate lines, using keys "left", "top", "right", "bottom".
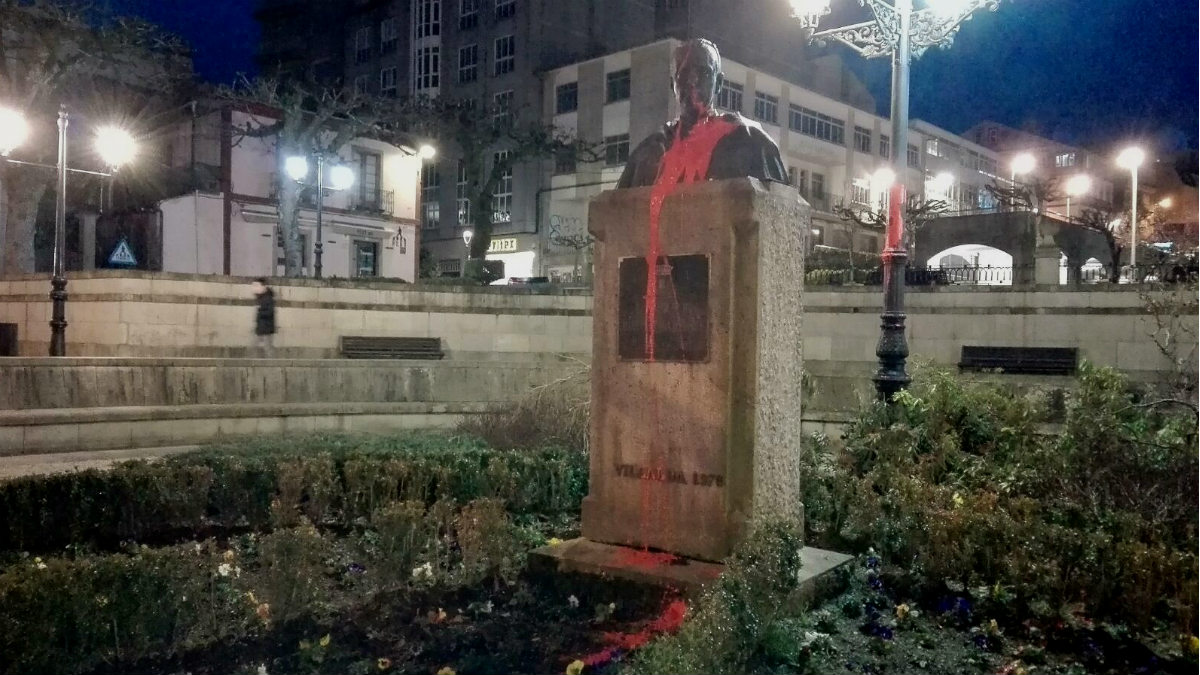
{"left": 349, "top": 188, "right": 395, "bottom": 215}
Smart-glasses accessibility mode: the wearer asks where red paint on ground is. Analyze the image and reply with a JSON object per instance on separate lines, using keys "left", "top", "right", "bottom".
{"left": 579, "top": 600, "right": 689, "bottom": 668}
{"left": 611, "top": 547, "right": 679, "bottom": 569}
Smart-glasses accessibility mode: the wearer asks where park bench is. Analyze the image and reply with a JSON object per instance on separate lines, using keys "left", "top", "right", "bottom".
{"left": 958, "top": 346, "right": 1077, "bottom": 376}
{"left": 338, "top": 336, "right": 445, "bottom": 360}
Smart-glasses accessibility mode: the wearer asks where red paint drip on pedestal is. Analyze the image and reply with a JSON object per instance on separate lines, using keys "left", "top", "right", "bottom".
{"left": 635, "top": 115, "right": 738, "bottom": 556}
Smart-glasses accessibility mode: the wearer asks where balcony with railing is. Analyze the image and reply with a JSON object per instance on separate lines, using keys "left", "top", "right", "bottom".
{"left": 349, "top": 188, "right": 395, "bottom": 216}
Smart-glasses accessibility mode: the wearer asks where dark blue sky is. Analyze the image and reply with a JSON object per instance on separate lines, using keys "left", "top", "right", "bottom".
{"left": 109, "top": 0, "right": 1197, "bottom": 150}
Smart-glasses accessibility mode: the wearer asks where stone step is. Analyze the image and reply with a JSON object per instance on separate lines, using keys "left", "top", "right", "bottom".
{"left": 530, "top": 537, "right": 854, "bottom": 606}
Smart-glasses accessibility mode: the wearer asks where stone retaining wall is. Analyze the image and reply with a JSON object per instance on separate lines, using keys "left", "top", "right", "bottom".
{"left": 0, "top": 271, "right": 592, "bottom": 359}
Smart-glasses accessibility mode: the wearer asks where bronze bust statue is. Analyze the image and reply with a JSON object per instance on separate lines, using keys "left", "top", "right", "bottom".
{"left": 617, "top": 39, "right": 788, "bottom": 189}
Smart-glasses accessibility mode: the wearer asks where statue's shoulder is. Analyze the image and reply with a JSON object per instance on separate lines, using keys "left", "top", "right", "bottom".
{"left": 719, "top": 112, "right": 771, "bottom": 140}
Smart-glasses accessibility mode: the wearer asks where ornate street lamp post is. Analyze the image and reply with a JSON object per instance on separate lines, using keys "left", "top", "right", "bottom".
{"left": 790, "top": 0, "right": 1001, "bottom": 401}
{"left": 0, "top": 105, "right": 136, "bottom": 356}
{"left": 285, "top": 153, "right": 356, "bottom": 278}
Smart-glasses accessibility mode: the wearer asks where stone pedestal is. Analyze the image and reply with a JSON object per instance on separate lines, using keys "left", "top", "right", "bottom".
{"left": 580, "top": 178, "right": 808, "bottom": 562}
{"left": 1034, "top": 243, "right": 1061, "bottom": 286}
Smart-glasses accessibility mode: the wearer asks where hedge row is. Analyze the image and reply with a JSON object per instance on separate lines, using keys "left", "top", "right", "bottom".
{"left": 0, "top": 433, "right": 586, "bottom": 558}
{"left": 0, "top": 498, "right": 532, "bottom": 675}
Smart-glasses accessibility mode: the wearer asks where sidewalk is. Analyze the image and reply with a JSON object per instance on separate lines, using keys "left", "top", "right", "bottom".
{"left": 0, "top": 446, "right": 200, "bottom": 480}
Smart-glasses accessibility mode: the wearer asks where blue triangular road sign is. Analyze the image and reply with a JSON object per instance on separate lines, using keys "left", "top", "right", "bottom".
{"left": 107, "top": 238, "right": 138, "bottom": 267}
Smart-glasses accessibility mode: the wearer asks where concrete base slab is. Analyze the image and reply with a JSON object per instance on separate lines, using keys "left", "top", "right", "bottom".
{"left": 530, "top": 537, "right": 854, "bottom": 603}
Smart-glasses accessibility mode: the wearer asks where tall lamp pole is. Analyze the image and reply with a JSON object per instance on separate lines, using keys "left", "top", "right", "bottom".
{"left": 285, "top": 153, "right": 355, "bottom": 278}
{"left": 791, "top": 0, "right": 1002, "bottom": 401}
{"left": 1116, "top": 146, "right": 1145, "bottom": 272}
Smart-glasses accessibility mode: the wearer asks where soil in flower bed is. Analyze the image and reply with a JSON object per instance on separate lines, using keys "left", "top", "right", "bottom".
{"left": 91, "top": 570, "right": 679, "bottom": 675}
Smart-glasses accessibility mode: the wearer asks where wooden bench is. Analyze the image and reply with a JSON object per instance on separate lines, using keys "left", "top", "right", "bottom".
{"left": 339, "top": 336, "right": 445, "bottom": 360}
{"left": 959, "top": 346, "right": 1077, "bottom": 376}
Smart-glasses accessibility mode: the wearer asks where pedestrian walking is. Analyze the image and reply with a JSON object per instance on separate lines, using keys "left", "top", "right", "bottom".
{"left": 251, "top": 278, "right": 276, "bottom": 357}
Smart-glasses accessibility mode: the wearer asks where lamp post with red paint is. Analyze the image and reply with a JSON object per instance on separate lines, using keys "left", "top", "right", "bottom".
{"left": 790, "top": 0, "right": 1002, "bottom": 401}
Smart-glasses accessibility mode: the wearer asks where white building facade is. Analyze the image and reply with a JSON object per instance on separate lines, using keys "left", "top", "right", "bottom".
{"left": 158, "top": 106, "right": 422, "bottom": 281}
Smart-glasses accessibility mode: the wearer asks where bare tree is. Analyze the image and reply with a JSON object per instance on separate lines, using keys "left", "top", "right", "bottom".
{"left": 833, "top": 195, "right": 948, "bottom": 277}
{"left": 547, "top": 214, "right": 593, "bottom": 282}
{"left": 219, "top": 77, "right": 379, "bottom": 277}
{"left": 1075, "top": 206, "right": 1127, "bottom": 283}
{"left": 0, "top": 0, "right": 190, "bottom": 274}
{"left": 1139, "top": 283, "right": 1199, "bottom": 401}
{"left": 384, "top": 96, "right": 598, "bottom": 282}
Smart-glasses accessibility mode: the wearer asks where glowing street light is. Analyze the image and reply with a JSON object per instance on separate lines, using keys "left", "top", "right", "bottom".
{"left": 1157, "top": 196, "right": 1173, "bottom": 209}
{"left": 0, "top": 107, "right": 29, "bottom": 156}
{"left": 1010, "top": 152, "right": 1036, "bottom": 184}
{"left": 1064, "top": 174, "right": 1091, "bottom": 220}
{"left": 871, "top": 167, "right": 896, "bottom": 189}
{"left": 418, "top": 144, "right": 437, "bottom": 160}
{"left": 284, "top": 155, "right": 310, "bottom": 181}
{"left": 1116, "top": 146, "right": 1146, "bottom": 269}
{"left": 328, "top": 164, "right": 356, "bottom": 191}
{"left": 94, "top": 126, "right": 137, "bottom": 169}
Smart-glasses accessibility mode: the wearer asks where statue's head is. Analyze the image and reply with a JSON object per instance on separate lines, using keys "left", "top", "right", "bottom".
{"left": 672, "top": 39, "right": 723, "bottom": 124}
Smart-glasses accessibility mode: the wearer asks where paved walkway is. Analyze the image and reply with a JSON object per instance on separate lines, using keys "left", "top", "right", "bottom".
{"left": 0, "top": 446, "right": 200, "bottom": 480}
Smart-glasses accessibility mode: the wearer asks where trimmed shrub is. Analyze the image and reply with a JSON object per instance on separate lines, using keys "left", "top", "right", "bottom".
{"left": 0, "top": 498, "right": 530, "bottom": 675}
{"left": 0, "top": 433, "right": 587, "bottom": 560}
{"left": 802, "top": 363, "right": 1198, "bottom": 635}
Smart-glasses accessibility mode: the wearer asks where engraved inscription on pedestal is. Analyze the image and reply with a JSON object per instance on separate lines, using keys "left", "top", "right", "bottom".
{"left": 617, "top": 254, "right": 710, "bottom": 363}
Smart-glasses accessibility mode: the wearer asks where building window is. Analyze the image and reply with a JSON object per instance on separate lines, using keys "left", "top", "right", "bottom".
{"left": 380, "top": 18, "right": 398, "bottom": 54}
{"left": 716, "top": 81, "right": 743, "bottom": 112}
{"left": 438, "top": 258, "right": 462, "bottom": 276}
{"left": 811, "top": 172, "right": 825, "bottom": 198}
{"left": 459, "top": 0, "right": 479, "bottom": 29}
{"left": 789, "top": 105, "right": 844, "bottom": 145}
{"left": 850, "top": 181, "right": 870, "bottom": 206}
{"left": 605, "top": 133, "right": 630, "bottom": 166}
{"left": 1055, "top": 152, "right": 1076, "bottom": 167}
{"left": 353, "top": 74, "right": 369, "bottom": 97}
{"left": 907, "top": 144, "right": 920, "bottom": 168}
{"left": 421, "top": 162, "right": 440, "bottom": 229}
{"left": 924, "top": 138, "right": 940, "bottom": 157}
{"left": 458, "top": 44, "right": 478, "bottom": 83}
{"left": 979, "top": 156, "right": 997, "bottom": 175}
{"left": 495, "top": 0, "right": 516, "bottom": 20}
{"left": 554, "top": 147, "right": 576, "bottom": 174}
{"left": 354, "top": 27, "right": 371, "bottom": 64}
{"left": 456, "top": 160, "right": 470, "bottom": 225}
{"left": 413, "top": 46, "right": 439, "bottom": 91}
{"left": 606, "top": 69, "right": 631, "bottom": 103}
{"left": 494, "top": 35, "right": 515, "bottom": 75}
{"left": 354, "top": 149, "right": 382, "bottom": 209}
{"left": 353, "top": 240, "right": 379, "bottom": 277}
{"left": 787, "top": 167, "right": 798, "bottom": 187}
{"left": 880, "top": 134, "right": 890, "bottom": 158}
{"left": 854, "top": 126, "right": 872, "bottom": 154}
{"left": 754, "top": 92, "right": 778, "bottom": 125}
{"left": 555, "top": 82, "right": 578, "bottom": 114}
{"left": 414, "top": 0, "right": 441, "bottom": 38}
{"left": 492, "top": 151, "right": 512, "bottom": 223}
{"left": 798, "top": 169, "right": 809, "bottom": 194}
{"left": 493, "top": 90, "right": 514, "bottom": 126}
{"left": 380, "top": 67, "right": 398, "bottom": 97}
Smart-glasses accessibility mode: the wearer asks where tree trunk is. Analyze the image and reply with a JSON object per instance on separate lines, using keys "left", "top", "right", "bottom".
{"left": 1, "top": 172, "right": 50, "bottom": 276}
{"left": 276, "top": 154, "right": 304, "bottom": 277}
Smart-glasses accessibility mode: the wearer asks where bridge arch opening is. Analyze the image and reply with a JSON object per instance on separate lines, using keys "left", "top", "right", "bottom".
{"left": 926, "top": 244, "right": 1014, "bottom": 285}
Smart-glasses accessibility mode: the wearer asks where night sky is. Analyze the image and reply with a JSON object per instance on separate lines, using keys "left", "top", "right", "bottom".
{"left": 108, "top": 0, "right": 1197, "bottom": 151}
